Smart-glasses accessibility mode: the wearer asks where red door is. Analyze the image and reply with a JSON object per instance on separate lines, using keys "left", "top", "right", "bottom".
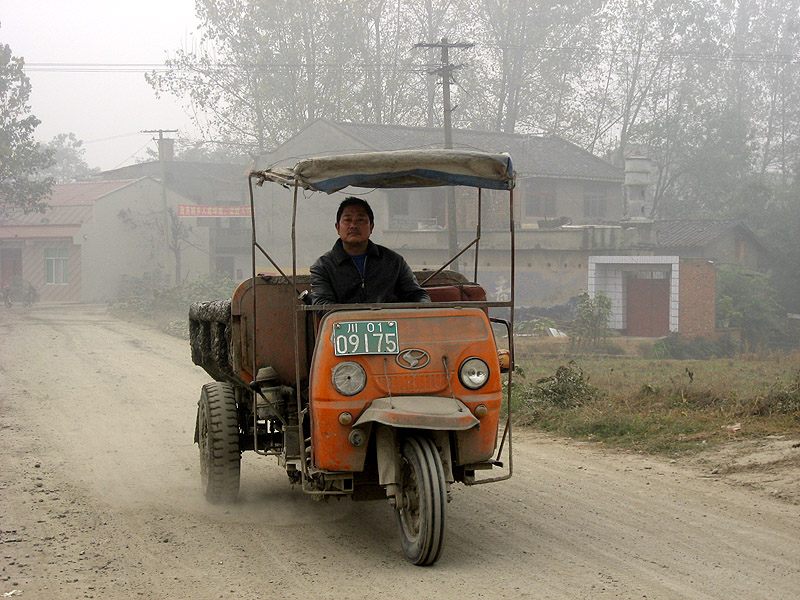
{"left": 626, "top": 278, "right": 670, "bottom": 337}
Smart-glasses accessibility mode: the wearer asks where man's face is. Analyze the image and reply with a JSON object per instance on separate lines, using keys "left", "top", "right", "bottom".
{"left": 336, "top": 205, "right": 374, "bottom": 248}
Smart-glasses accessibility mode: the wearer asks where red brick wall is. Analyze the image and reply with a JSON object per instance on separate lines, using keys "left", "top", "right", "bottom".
{"left": 679, "top": 258, "right": 716, "bottom": 339}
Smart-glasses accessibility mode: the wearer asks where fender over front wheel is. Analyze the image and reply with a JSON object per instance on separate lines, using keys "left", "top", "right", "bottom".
{"left": 395, "top": 435, "right": 446, "bottom": 565}
{"left": 198, "top": 381, "right": 240, "bottom": 503}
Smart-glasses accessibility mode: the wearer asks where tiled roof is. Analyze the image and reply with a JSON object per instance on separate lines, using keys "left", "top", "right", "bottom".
{"left": 101, "top": 162, "right": 248, "bottom": 184}
{"left": 46, "top": 180, "right": 138, "bottom": 206}
{"left": 313, "top": 119, "right": 623, "bottom": 182}
{"left": 1, "top": 179, "right": 138, "bottom": 229}
{"left": 654, "top": 219, "right": 765, "bottom": 249}
{"left": 0, "top": 224, "right": 80, "bottom": 239}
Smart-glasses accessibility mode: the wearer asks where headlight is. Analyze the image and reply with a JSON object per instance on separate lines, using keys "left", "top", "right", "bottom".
{"left": 459, "top": 357, "right": 490, "bottom": 390}
{"left": 332, "top": 361, "right": 367, "bottom": 396}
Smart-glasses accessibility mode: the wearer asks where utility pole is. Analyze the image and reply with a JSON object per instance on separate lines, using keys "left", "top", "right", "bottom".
{"left": 142, "top": 129, "right": 178, "bottom": 283}
{"left": 414, "top": 38, "right": 473, "bottom": 274}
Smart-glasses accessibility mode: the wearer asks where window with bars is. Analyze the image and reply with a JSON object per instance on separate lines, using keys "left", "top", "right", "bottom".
{"left": 524, "top": 180, "right": 556, "bottom": 217}
{"left": 45, "top": 247, "right": 69, "bottom": 284}
{"left": 583, "top": 186, "right": 607, "bottom": 218}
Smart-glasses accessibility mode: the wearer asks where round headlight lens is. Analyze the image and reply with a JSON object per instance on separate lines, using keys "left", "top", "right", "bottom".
{"left": 332, "top": 361, "right": 367, "bottom": 396}
{"left": 459, "top": 357, "right": 490, "bottom": 390}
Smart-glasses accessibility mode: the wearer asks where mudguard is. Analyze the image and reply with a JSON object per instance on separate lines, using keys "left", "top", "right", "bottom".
{"left": 353, "top": 396, "right": 479, "bottom": 431}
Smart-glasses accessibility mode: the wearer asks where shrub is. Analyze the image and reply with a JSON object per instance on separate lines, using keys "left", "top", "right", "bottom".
{"left": 716, "top": 265, "right": 785, "bottom": 348}
{"left": 752, "top": 371, "right": 800, "bottom": 418}
{"left": 155, "top": 272, "right": 238, "bottom": 316}
{"left": 524, "top": 361, "right": 599, "bottom": 409}
{"left": 572, "top": 290, "right": 611, "bottom": 348}
{"left": 648, "top": 335, "right": 740, "bottom": 359}
{"left": 514, "top": 317, "right": 558, "bottom": 336}
{"left": 110, "top": 272, "right": 238, "bottom": 328}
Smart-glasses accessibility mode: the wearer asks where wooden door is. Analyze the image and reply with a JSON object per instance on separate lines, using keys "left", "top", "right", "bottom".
{"left": 626, "top": 277, "right": 670, "bottom": 337}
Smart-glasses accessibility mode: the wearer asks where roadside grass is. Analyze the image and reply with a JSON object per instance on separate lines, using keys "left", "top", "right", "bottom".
{"left": 108, "top": 283, "right": 800, "bottom": 458}
{"left": 509, "top": 352, "right": 800, "bottom": 456}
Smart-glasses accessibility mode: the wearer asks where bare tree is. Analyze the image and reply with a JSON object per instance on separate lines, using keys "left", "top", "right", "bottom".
{"left": 117, "top": 206, "right": 204, "bottom": 285}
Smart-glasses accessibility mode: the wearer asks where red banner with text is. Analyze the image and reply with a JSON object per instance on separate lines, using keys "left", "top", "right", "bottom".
{"left": 178, "top": 204, "right": 251, "bottom": 217}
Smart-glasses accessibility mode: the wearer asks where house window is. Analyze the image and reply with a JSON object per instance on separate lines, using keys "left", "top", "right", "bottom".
{"left": 45, "top": 248, "right": 69, "bottom": 284}
{"left": 584, "top": 186, "right": 607, "bottom": 218}
{"left": 524, "top": 180, "right": 556, "bottom": 217}
{"left": 388, "top": 190, "right": 414, "bottom": 229}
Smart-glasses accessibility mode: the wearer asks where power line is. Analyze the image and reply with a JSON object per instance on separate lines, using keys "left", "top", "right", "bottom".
{"left": 85, "top": 132, "right": 148, "bottom": 144}
{"left": 110, "top": 141, "right": 152, "bottom": 170}
{"left": 21, "top": 47, "right": 800, "bottom": 74}
{"left": 22, "top": 62, "right": 425, "bottom": 73}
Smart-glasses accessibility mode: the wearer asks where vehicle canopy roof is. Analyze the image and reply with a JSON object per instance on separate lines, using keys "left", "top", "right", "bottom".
{"left": 252, "top": 149, "right": 515, "bottom": 193}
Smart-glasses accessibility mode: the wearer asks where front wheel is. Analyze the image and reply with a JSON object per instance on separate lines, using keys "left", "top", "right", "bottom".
{"left": 197, "top": 381, "right": 240, "bottom": 503}
{"left": 395, "top": 435, "right": 446, "bottom": 565}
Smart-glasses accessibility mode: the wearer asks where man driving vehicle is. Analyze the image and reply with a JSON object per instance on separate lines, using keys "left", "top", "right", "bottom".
{"left": 310, "top": 197, "right": 430, "bottom": 306}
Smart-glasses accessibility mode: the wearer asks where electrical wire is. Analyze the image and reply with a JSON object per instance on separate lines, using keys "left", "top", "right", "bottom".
{"left": 22, "top": 45, "right": 800, "bottom": 75}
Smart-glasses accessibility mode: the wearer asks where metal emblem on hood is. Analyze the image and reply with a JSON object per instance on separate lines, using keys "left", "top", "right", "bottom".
{"left": 395, "top": 349, "right": 430, "bottom": 370}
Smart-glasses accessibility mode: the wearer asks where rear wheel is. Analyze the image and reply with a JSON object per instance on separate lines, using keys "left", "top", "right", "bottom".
{"left": 395, "top": 435, "right": 446, "bottom": 565}
{"left": 198, "top": 382, "right": 240, "bottom": 503}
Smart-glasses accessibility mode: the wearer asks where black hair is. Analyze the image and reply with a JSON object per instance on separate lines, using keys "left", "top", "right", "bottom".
{"left": 336, "top": 196, "right": 374, "bottom": 224}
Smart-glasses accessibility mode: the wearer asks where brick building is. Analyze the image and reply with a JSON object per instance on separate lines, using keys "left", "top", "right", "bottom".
{"left": 248, "top": 120, "right": 767, "bottom": 338}
{"left": 653, "top": 219, "right": 768, "bottom": 270}
{"left": 589, "top": 256, "right": 716, "bottom": 338}
{"left": 0, "top": 178, "right": 209, "bottom": 302}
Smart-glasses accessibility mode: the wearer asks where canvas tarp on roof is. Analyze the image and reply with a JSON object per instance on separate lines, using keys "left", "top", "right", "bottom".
{"left": 253, "top": 149, "right": 515, "bottom": 193}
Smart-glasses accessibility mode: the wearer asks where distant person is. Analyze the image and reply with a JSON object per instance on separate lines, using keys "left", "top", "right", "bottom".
{"left": 2, "top": 281, "right": 10, "bottom": 308}
{"left": 310, "top": 197, "right": 430, "bottom": 305}
{"left": 24, "top": 281, "right": 36, "bottom": 307}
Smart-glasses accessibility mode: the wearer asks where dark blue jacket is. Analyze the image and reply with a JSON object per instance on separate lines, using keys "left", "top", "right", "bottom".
{"left": 310, "top": 239, "right": 430, "bottom": 305}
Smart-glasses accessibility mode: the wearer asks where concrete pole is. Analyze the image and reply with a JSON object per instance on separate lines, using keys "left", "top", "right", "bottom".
{"left": 143, "top": 129, "right": 177, "bottom": 283}
{"left": 441, "top": 38, "right": 459, "bottom": 273}
{"left": 414, "top": 38, "right": 473, "bottom": 274}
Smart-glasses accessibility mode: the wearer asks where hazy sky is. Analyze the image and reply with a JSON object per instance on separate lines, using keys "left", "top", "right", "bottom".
{"left": 3, "top": 0, "right": 200, "bottom": 171}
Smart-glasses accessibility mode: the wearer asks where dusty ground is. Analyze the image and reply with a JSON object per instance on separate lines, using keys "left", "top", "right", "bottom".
{"left": 1, "top": 304, "right": 799, "bottom": 599}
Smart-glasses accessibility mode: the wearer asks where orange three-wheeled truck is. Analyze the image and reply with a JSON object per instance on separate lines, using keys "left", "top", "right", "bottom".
{"left": 190, "top": 149, "right": 516, "bottom": 565}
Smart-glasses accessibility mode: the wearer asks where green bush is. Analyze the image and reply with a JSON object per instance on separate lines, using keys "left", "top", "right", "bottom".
{"left": 648, "top": 335, "right": 740, "bottom": 359}
{"left": 716, "top": 265, "right": 785, "bottom": 348}
{"left": 523, "top": 361, "right": 599, "bottom": 409}
{"left": 110, "top": 272, "right": 238, "bottom": 326}
{"left": 514, "top": 317, "right": 557, "bottom": 336}
{"left": 572, "top": 290, "right": 611, "bottom": 348}
{"left": 155, "top": 272, "right": 238, "bottom": 315}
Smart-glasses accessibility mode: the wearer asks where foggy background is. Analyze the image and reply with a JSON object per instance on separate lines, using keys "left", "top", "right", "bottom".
{"left": 2, "top": 0, "right": 799, "bottom": 317}
{"left": 3, "top": 0, "right": 199, "bottom": 170}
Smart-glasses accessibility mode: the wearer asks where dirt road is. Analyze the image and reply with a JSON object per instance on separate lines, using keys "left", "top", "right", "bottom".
{"left": 1, "top": 305, "right": 798, "bottom": 599}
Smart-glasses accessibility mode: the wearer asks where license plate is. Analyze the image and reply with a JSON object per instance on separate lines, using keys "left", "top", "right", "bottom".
{"left": 333, "top": 320, "right": 399, "bottom": 356}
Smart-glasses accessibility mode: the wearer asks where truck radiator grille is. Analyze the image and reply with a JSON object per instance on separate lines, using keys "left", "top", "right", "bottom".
{"left": 375, "top": 372, "right": 448, "bottom": 394}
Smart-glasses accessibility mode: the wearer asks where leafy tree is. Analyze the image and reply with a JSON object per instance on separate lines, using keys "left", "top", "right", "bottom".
{"left": 573, "top": 290, "right": 612, "bottom": 348}
{"left": 39, "top": 133, "right": 100, "bottom": 184}
{"left": 144, "top": 1, "right": 800, "bottom": 316}
{"left": 716, "top": 265, "right": 785, "bottom": 348}
{"left": 756, "top": 184, "right": 800, "bottom": 314}
{"left": 641, "top": 0, "right": 800, "bottom": 219}
{"left": 148, "top": 2, "right": 800, "bottom": 228}
{"left": 0, "top": 38, "right": 53, "bottom": 217}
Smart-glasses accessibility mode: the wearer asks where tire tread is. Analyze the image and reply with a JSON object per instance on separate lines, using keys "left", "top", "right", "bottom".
{"left": 397, "top": 435, "right": 446, "bottom": 565}
{"left": 199, "top": 381, "right": 240, "bottom": 503}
